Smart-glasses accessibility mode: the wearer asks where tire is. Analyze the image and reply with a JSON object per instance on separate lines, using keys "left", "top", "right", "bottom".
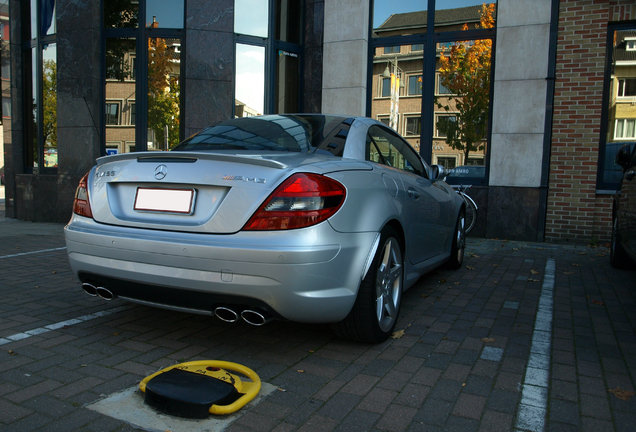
{"left": 332, "top": 227, "right": 403, "bottom": 343}
{"left": 447, "top": 210, "right": 466, "bottom": 270}
{"left": 610, "top": 213, "right": 633, "bottom": 269}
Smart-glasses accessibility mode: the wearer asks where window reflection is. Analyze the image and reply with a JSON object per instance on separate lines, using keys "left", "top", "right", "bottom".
{"left": 104, "top": 0, "right": 139, "bottom": 28}
{"left": 372, "top": 0, "right": 427, "bottom": 37}
{"left": 235, "top": 43, "right": 265, "bottom": 117}
{"left": 235, "top": 0, "right": 268, "bottom": 38}
{"left": 275, "top": 0, "right": 301, "bottom": 44}
{"left": 371, "top": 44, "right": 422, "bottom": 151}
{"left": 602, "top": 29, "right": 636, "bottom": 186}
{"left": 370, "top": 3, "right": 494, "bottom": 181}
{"left": 146, "top": 0, "right": 184, "bottom": 29}
{"left": 42, "top": 0, "right": 56, "bottom": 36}
{"left": 28, "top": 47, "right": 38, "bottom": 167}
{"left": 435, "top": 2, "right": 496, "bottom": 31}
{"left": 276, "top": 50, "right": 299, "bottom": 113}
{"left": 147, "top": 37, "right": 181, "bottom": 150}
{"left": 30, "top": 0, "right": 37, "bottom": 38}
{"left": 105, "top": 38, "right": 136, "bottom": 154}
{"left": 434, "top": 36, "right": 491, "bottom": 178}
{"left": 42, "top": 43, "right": 57, "bottom": 167}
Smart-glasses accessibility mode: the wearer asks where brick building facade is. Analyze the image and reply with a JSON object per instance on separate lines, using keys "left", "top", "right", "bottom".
{"left": 548, "top": 0, "right": 635, "bottom": 242}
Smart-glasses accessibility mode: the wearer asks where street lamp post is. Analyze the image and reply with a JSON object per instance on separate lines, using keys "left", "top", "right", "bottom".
{"left": 383, "top": 54, "right": 403, "bottom": 132}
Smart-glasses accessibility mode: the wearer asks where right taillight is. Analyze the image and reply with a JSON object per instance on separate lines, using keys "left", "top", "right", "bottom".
{"left": 243, "top": 173, "right": 346, "bottom": 231}
{"left": 73, "top": 172, "right": 93, "bottom": 218}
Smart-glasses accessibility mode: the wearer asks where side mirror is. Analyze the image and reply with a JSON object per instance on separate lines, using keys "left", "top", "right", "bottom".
{"left": 431, "top": 165, "right": 446, "bottom": 180}
{"left": 616, "top": 144, "right": 633, "bottom": 171}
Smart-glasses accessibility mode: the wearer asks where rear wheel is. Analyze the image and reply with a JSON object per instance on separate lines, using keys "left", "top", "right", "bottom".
{"left": 332, "top": 227, "right": 403, "bottom": 343}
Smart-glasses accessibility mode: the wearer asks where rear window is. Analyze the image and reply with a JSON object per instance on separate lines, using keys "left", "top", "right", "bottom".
{"left": 173, "top": 115, "right": 353, "bottom": 155}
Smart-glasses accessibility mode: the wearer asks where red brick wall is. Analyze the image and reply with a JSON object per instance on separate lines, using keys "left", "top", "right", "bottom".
{"left": 546, "top": 0, "right": 635, "bottom": 242}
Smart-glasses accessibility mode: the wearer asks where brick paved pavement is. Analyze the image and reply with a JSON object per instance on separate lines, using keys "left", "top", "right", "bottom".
{"left": 1, "top": 205, "right": 635, "bottom": 431}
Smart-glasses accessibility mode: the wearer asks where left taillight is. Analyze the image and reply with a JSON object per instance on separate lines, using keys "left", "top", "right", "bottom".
{"left": 73, "top": 172, "right": 93, "bottom": 218}
{"left": 243, "top": 173, "right": 346, "bottom": 231}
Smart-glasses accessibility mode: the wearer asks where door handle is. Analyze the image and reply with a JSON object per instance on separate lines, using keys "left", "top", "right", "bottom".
{"left": 407, "top": 188, "right": 420, "bottom": 199}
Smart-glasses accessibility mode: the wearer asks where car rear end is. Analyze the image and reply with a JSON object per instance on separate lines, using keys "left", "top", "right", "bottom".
{"left": 65, "top": 116, "right": 379, "bottom": 323}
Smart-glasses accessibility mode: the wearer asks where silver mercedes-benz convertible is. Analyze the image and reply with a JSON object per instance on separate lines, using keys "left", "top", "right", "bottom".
{"left": 65, "top": 114, "right": 466, "bottom": 342}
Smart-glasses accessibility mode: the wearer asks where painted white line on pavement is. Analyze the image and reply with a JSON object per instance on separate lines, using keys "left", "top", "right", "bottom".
{"left": 0, "top": 307, "right": 129, "bottom": 346}
{"left": 0, "top": 246, "right": 67, "bottom": 259}
{"left": 515, "top": 258, "right": 555, "bottom": 432}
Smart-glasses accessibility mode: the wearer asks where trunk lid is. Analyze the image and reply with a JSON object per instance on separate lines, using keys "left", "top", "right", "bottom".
{"left": 88, "top": 151, "right": 370, "bottom": 233}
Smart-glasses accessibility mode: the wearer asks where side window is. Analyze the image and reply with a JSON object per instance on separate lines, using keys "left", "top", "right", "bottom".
{"left": 366, "top": 125, "right": 425, "bottom": 177}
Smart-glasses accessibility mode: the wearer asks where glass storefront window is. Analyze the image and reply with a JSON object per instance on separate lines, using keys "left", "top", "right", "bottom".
{"left": 105, "top": 38, "right": 136, "bottom": 154}
{"left": 29, "top": 47, "right": 38, "bottom": 168}
{"left": 30, "top": 0, "right": 37, "bottom": 38}
{"left": 146, "top": 0, "right": 184, "bottom": 29}
{"left": 369, "top": 2, "right": 495, "bottom": 184}
{"left": 105, "top": 0, "right": 139, "bottom": 28}
{"left": 235, "top": 43, "right": 265, "bottom": 117}
{"left": 42, "top": 43, "right": 57, "bottom": 167}
{"left": 41, "top": 0, "right": 56, "bottom": 36}
{"left": 235, "top": 0, "right": 269, "bottom": 38}
{"left": 433, "top": 36, "right": 491, "bottom": 180}
{"left": 599, "top": 27, "right": 636, "bottom": 189}
{"left": 276, "top": 50, "right": 299, "bottom": 113}
{"left": 147, "top": 37, "right": 181, "bottom": 150}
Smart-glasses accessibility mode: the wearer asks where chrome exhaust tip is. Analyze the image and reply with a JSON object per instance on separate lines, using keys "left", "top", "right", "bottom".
{"left": 241, "top": 309, "right": 270, "bottom": 326}
{"left": 214, "top": 306, "right": 239, "bottom": 323}
{"left": 95, "top": 286, "right": 115, "bottom": 300}
{"left": 81, "top": 283, "right": 98, "bottom": 297}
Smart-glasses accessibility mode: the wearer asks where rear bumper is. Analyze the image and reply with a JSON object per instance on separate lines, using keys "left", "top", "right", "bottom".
{"left": 64, "top": 215, "right": 378, "bottom": 323}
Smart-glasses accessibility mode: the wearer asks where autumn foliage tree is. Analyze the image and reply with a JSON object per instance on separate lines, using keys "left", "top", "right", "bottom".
{"left": 148, "top": 37, "right": 180, "bottom": 149}
{"left": 436, "top": 3, "right": 494, "bottom": 164}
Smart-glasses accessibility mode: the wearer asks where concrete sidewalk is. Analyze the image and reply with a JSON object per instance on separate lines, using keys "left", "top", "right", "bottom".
{"left": 0, "top": 215, "right": 635, "bottom": 431}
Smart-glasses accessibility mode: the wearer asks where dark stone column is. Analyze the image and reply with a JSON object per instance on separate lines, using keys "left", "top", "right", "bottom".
{"left": 55, "top": 0, "right": 102, "bottom": 221}
{"left": 183, "top": 0, "right": 234, "bottom": 137}
{"left": 6, "top": 0, "right": 26, "bottom": 218}
{"left": 303, "top": 0, "right": 324, "bottom": 113}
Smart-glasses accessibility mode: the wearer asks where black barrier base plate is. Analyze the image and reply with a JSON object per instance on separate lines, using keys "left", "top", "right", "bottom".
{"left": 144, "top": 368, "right": 241, "bottom": 418}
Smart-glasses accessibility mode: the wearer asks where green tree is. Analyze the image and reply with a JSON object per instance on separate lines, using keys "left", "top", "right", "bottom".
{"left": 435, "top": 3, "right": 494, "bottom": 163}
{"left": 42, "top": 59, "right": 57, "bottom": 149}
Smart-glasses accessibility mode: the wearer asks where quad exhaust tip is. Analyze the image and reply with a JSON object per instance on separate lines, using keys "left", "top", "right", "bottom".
{"left": 81, "top": 283, "right": 115, "bottom": 300}
{"left": 214, "top": 306, "right": 239, "bottom": 323}
{"left": 241, "top": 309, "right": 270, "bottom": 326}
{"left": 214, "top": 306, "right": 271, "bottom": 326}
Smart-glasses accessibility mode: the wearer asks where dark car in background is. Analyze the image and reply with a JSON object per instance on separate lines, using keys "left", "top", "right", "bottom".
{"left": 611, "top": 142, "right": 636, "bottom": 269}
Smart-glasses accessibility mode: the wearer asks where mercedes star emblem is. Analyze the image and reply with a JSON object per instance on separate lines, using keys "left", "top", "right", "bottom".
{"left": 154, "top": 164, "right": 168, "bottom": 180}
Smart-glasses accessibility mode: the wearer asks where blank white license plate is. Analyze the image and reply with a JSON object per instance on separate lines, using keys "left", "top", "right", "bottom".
{"left": 134, "top": 188, "right": 195, "bottom": 214}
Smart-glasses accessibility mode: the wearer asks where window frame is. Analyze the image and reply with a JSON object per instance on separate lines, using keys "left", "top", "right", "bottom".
{"left": 104, "top": 101, "right": 121, "bottom": 125}
{"left": 614, "top": 118, "right": 636, "bottom": 140}
{"left": 404, "top": 114, "right": 421, "bottom": 137}
{"left": 434, "top": 113, "right": 458, "bottom": 139}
